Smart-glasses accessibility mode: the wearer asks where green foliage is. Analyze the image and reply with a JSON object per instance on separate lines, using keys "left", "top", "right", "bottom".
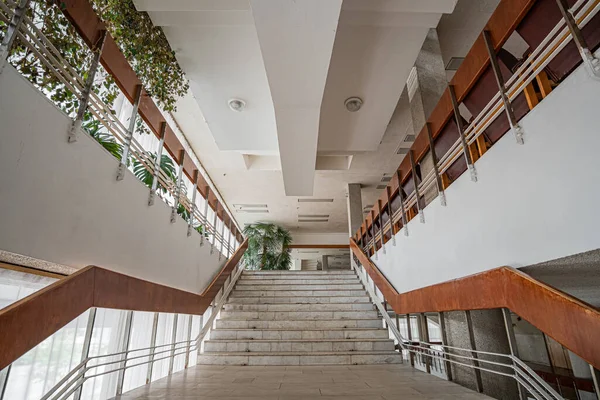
{"left": 132, "top": 152, "right": 176, "bottom": 195}
{"left": 89, "top": 0, "right": 189, "bottom": 112}
{"left": 83, "top": 119, "right": 123, "bottom": 159}
{"left": 243, "top": 223, "right": 292, "bottom": 270}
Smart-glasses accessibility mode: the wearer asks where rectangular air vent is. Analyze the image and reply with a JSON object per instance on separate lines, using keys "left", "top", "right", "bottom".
{"left": 298, "top": 198, "right": 334, "bottom": 203}
{"left": 404, "top": 134, "right": 416, "bottom": 142}
{"left": 298, "top": 214, "right": 329, "bottom": 218}
{"left": 446, "top": 57, "right": 464, "bottom": 71}
{"left": 364, "top": 205, "right": 373, "bottom": 210}
{"left": 235, "top": 209, "right": 269, "bottom": 214}
{"left": 298, "top": 219, "right": 329, "bottom": 222}
{"left": 233, "top": 204, "right": 268, "bottom": 208}
{"left": 396, "top": 147, "right": 409, "bottom": 155}
{"left": 376, "top": 185, "right": 387, "bottom": 190}
{"left": 380, "top": 176, "right": 392, "bottom": 182}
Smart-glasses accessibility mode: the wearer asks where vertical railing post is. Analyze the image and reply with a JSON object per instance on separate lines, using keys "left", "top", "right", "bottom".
{"left": 465, "top": 310, "right": 484, "bottom": 393}
{"left": 211, "top": 203, "right": 219, "bottom": 254}
{"left": 148, "top": 122, "right": 166, "bottom": 206}
{"left": 448, "top": 85, "right": 478, "bottom": 181}
{"left": 115, "top": 310, "right": 134, "bottom": 396}
{"left": 0, "top": 0, "right": 30, "bottom": 74}
{"left": 502, "top": 308, "right": 527, "bottom": 400}
{"left": 378, "top": 200, "right": 386, "bottom": 254}
{"left": 438, "top": 312, "right": 453, "bottom": 381}
{"left": 370, "top": 210, "right": 378, "bottom": 260}
{"left": 201, "top": 186, "right": 210, "bottom": 246}
{"left": 73, "top": 308, "right": 97, "bottom": 400}
{"left": 218, "top": 215, "right": 226, "bottom": 261}
{"left": 170, "top": 150, "right": 185, "bottom": 224}
{"left": 185, "top": 315, "right": 193, "bottom": 369}
{"left": 406, "top": 314, "right": 415, "bottom": 367}
{"left": 426, "top": 123, "right": 447, "bottom": 206}
{"left": 419, "top": 313, "right": 432, "bottom": 374}
{"left": 227, "top": 220, "right": 233, "bottom": 259}
{"left": 396, "top": 171, "right": 409, "bottom": 236}
{"left": 117, "top": 84, "right": 143, "bottom": 181}
{"left": 385, "top": 187, "right": 396, "bottom": 246}
{"left": 555, "top": 0, "right": 600, "bottom": 78}
{"left": 482, "top": 30, "right": 525, "bottom": 145}
{"left": 145, "top": 313, "right": 159, "bottom": 384}
{"left": 0, "top": 365, "right": 11, "bottom": 400}
{"left": 187, "top": 170, "right": 199, "bottom": 236}
{"left": 68, "top": 30, "right": 107, "bottom": 143}
{"left": 409, "top": 151, "right": 425, "bottom": 223}
{"left": 168, "top": 315, "right": 178, "bottom": 375}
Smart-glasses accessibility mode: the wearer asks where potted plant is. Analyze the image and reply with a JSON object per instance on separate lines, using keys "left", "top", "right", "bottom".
{"left": 243, "top": 223, "right": 292, "bottom": 270}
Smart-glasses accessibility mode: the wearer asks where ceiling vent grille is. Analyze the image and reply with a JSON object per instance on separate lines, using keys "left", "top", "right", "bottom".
{"left": 298, "top": 214, "right": 329, "bottom": 218}
{"left": 297, "top": 198, "right": 334, "bottom": 203}
{"left": 446, "top": 57, "right": 464, "bottom": 71}
{"left": 298, "top": 219, "right": 328, "bottom": 222}
{"left": 236, "top": 209, "right": 269, "bottom": 214}
{"left": 376, "top": 184, "right": 387, "bottom": 190}
{"left": 404, "top": 134, "right": 416, "bottom": 142}
{"left": 396, "top": 147, "right": 409, "bottom": 155}
{"left": 380, "top": 176, "right": 392, "bottom": 182}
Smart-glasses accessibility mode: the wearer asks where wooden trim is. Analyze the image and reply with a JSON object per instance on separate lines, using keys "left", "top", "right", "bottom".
{"left": 350, "top": 239, "right": 600, "bottom": 370}
{"left": 0, "top": 262, "right": 67, "bottom": 279}
{"left": 0, "top": 239, "right": 248, "bottom": 371}
{"left": 287, "top": 244, "right": 350, "bottom": 249}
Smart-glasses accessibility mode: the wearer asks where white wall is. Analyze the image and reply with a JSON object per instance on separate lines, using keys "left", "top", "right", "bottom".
{"left": 373, "top": 56, "right": 600, "bottom": 293}
{"left": 0, "top": 66, "right": 224, "bottom": 293}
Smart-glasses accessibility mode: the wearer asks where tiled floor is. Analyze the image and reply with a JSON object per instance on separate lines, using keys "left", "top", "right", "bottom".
{"left": 114, "top": 364, "right": 493, "bottom": 399}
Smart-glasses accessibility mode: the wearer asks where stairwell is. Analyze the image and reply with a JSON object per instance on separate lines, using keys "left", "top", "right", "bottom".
{"left": 198, "top": 270, "right": 402, "bottom": 366}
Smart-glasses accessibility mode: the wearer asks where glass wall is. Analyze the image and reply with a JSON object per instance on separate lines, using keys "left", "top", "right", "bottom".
{"left": 0, "top": 268, "right": 58, "bottom": 309}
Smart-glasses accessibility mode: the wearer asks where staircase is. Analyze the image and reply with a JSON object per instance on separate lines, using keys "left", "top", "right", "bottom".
{"left": 198, "top": 270, "right": 402, "bottom": 366}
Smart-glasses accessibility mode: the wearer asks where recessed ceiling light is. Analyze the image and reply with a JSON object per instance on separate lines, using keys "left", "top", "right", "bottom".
{"left": 228, "top": 98, "right": 246, "bottom": 112}
{"left": 344, "top": 97, "right": 363, "bottom": 112}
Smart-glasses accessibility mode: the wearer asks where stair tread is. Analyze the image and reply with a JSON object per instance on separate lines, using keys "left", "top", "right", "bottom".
{"left": 211, "top": 328, "right": 386, "bottom": 331}
{"left": 200, "top": 351, "right": 399, "bottom": 356}
{"left": 205, "top": 338, "right": 392, "bottom": 342}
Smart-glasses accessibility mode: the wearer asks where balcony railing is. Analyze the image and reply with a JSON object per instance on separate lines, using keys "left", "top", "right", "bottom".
{"left": 355, "top": 0, "right": 600, "bottom": 254}
{"left": 0, "top": 0, "right": 241, "bottom": 259}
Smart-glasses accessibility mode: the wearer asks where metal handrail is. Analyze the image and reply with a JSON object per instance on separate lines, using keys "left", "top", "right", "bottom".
{"left": 39, "top": 260, "right": 245, "bottom": 400}
{"left": 350, "top": 257, "right": 563, "bottom": 400}
{"left": 359, "top": 0, "right": 600, "bottom": 250}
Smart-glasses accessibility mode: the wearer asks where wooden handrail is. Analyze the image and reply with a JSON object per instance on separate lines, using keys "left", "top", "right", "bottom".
{"left": 0, "top": 238, "right": 247, "bottom": 371}
{"left": 350, "top": 239, "right": 600, "bottom": 370}
{"left": 355, "top": 0, "right": 539, "bottom": 241}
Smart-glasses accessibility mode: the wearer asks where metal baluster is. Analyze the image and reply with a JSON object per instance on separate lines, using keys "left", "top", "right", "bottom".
{"left": 370, "top": 210, "right": 378, "bottom": 260}
{"left": 170, "top": 150, "right": 185, "bottom": 224}
{"left": 201, "top": 186, "right": 210, "bottom": 246}
{"left": 502, "top": 309, "right": 527, "bottom": 400}
{"left": 115, "top": 310, "right": 134, "bottom": 396}
{"left": 378, "top": 200, "right": 386, "bottom": 254}
{"left": 68, "top": 30, "right": 107, "bottom": 143}
{"left": 448, "top": 85, "right": 478, "bottom": 181}
{"left": 0, "top": 0, "right": 30, "bottom": 74}
{"left": 117, "top": 84, "right": 143, "bottom": 181}
{"left": 211, "top": 203, "right": 219, "bottom": 254}
{"left": 385, "top": 187, "right": 396, "bottom": 246}
{"left": 148, "top": 122, "right": 166, "bottom": 206}
{"left": 396, "top": 170, "right": 409, "bottom": 236}
{"left": 409, "top": 151, "right": 425, "bottom": 223}
{"left": 426, "top": 123, "right": 447, "bottom": 206}
{"left": 227, "top": 220, "right": 234, "bottom": 259}
{"left": 555, "top": 0, "right": 600, "bottom": 78}
{"left": 188, "top": 171, "right": 199, "bottom": 236}
{"left": 146, "top": 313, "right": 159, "bottom": 384}
{"left": 218, "top": 214, "right": 226, "bottom": 261}
{"left": 482, "top": 30, "right": 525, "bottom": 145}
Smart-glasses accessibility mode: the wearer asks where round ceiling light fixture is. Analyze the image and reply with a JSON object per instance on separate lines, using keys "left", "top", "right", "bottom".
{"left": 228, "top": 98, "right": 246, "bottom": 112}
{"left": 344, "top": 97, "right": 363, "bottom": 112}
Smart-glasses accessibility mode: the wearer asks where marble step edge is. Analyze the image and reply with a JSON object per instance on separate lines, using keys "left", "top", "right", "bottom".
{"left": 236, "top": 281, "right": 360, "bottom": 285}
{"left": 199, "top": 351, "right": 400, "bottom": 356}
{"left": 205, "top": 338, "right": 392, "bottom": 342}
{"left": 242, "top": 271, "right": 355, "bottom": 275}
{"left": 222, "top": 303, "right": 375, "bottom": 311}
{"left": 210, "top": 327, "right": 387, "bottom": 331}
{"left": 230, "top": 291, "right": 368, "bottom": 295}
{"left": 231, "top": 286, "right": 365, "bottom": 290}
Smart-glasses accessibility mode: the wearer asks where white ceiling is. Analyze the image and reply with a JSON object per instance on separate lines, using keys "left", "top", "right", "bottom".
{"left": 132, "top": 0, "right": 499, "bottom": 238}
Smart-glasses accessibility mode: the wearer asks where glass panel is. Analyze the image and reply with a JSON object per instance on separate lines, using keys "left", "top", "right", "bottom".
{"left": 122, "top": 311, "right": 155, "bottom": 393}
{"left": 0, "top": 268, "right": 57, "bottom": 309}
{"left": 172, "top": 315, "right": 190, "bottom": 373}
{"left": 81, "top": 309, "right": 129, "bottom": 400}
{"left": 151, "top": 313, "right": 175, "bottom": 382}
{"left": 3, "top": 310, "right": 89, "bottom": 400}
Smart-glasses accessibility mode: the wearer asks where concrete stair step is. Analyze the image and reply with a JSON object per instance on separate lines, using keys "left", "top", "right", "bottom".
{"left": 215, "top": 319, "right": 382, "bottom": 330}
{"left": 223, "top": 302, "right": 375, "bottom": 312}
{"left": 230, "top": 290, "right": 367, "bottom": 297}
{"left": 209, "top": 328, "right": 389, "bottom": 340}
{"left": 237, "top": 278, "right": 360, "bottom": 285}
{"left": 232, "top": 284, "right": 364, "bottom": 291}
{"left": 219, "top": 310, "right": 378, "bottom": 320}
{"left": 243, "top": 271, "right": 354, "bottom": 275}
{"left": 204, "top": 339, "right": 395, "bottom": 352}
{"left": 227, "top": 296, "right": 371, "bottom": 304}
{"left": 197, "top": 351, "right": 403, "bottom": 366}
{"left": 240, "top": 275, "right": 358, "bottom": 281}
